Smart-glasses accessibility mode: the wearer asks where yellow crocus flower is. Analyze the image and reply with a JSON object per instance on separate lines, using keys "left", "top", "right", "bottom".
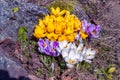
{"left": 33, "top": 25, "right": 46, "bottom": 38}
{"left": 33, "top": 7, "right": 83, "bottom": 42}
{"left": 38, "top": 20, "right": 46, "bottom": 29}
{"left": 51, "top": 7, "right": 67, "bottom": 16}
{"left": 51, "top": 7, "right": 60, "bottom": 16}
{"left": 80, "top": 31, "right": 88, "bottom": 39}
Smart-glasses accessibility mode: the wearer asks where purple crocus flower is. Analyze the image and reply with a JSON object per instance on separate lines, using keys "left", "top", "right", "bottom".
{"left": 38, "top": 39, "right": 60, "bottom": 57}
{"left": 86, "top": 24, "right": 101, "bottom": 38}
{"left": 38, "top": 39, "right": 50, "bottom": 53}
{"left": 75, "top": 20, "right": 90, "bottom": 41}
{"left": 82, "top": 19, "right": 91, "bottom": 32}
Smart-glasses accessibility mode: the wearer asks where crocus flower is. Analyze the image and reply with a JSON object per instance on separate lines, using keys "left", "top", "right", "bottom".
{"left": 80, "top": 31, "right": 88, "bottom": 39}
{"left": 86, "top": 24, "right": 101, "bottom": 38}
{"left": 38, "top": 39, "right": 60, "bottom": 57}
{"left": 82, "top": 19, "right": 91, "bottom": 32}
{"left": 33, "top": 7, "right": 82, "bottom": 42}
{"left": 81, "top": 47, "right": 96, "bottom": 63}
{"left": 51, "top": 7, "right": 67, "bottom": 16}
{"left": 61, "top": 43, "right": 84, "bottom": 68}
{"left": 38, "top": 39, "right": 49, "bottom": 53}
{"left": 76, "top": 19, "right": 90, "bottom": 40}
{"left": 33, "top": 25, "right": 46, "bottom": 38}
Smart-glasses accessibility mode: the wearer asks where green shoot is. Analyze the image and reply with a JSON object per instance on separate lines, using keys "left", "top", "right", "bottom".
{"left": 12, "top": 6, "right": 19, "bottom": 13}
{"left": 94, "top": 64, "right": 116, "bottom": 80}
{"left": 17, "top": 26, "right": 28, "bottom": 42}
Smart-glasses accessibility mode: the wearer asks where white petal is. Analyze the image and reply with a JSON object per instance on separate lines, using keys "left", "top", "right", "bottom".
{"left": 64, "top": 57, "right": 69, "bottom": 62}
{"left": 85, "top": 49, "right": 96, "bottom": 59}
{"left": 79, "top": 56, "right": 83, "bottom": 62}
{"left": 85, "top": 48, "right": 91, "bottom": 54}
{"left": 77, "top": 43, "right": 83, "bottom": 53}
{"left": 85, "top": 60, "right": 92, "bottom": 63}
{"left": 61, "top": 49, "right": 69, "bottom": 58}
{"left": 62, "top": 40, "right": 68, "bottom": 47}
{"left": 70, "top": 43, "right": 77, "bottom": 49}
{"left": 68, "top": 49, "right": 80, "bottom": 64}
{"left": 66, "top": 64, "right": 74, "bottom": 68}
{"left": 59, "top": 40, "right": 68, "bottom": 50}
{"left": 90, "top": 50, "right": 96, "bottom": 55}
{"left": 81, "top": 47, "right": 87, "bottom": 57}
{"left": 56, "top": 47, "right": 61, "bottom": 53}
{"left": 68, "top": 49, "right": 76, "bottom": 59}
{"left": 65, "top": 42, "right": 72, "bottom": 49}
{"left": 86, "top": 55, "right": 95, "bottom": 60}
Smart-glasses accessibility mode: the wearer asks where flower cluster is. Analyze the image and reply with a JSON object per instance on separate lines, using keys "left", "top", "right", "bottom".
{"left": 33, "top": 7, "right": 101, "bottom": 68}
{"left": 33, "top": 7, "right": 82, "bottom": 42}
{"left": 38, "top": 39, "right": 59, "bottom": 57}
{"left": 56, "top": 40, "right": 96, "bottom": 68}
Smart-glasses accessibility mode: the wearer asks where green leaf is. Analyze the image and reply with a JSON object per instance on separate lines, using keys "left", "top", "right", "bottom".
{"left": 12, "top": 6, "right": 19, "bottom": 13}
{"left": 18, "top": 27, "right": 24, "bottom": 37}
{"left": 106, "top": 74, "right": 113, "bottom": 80}
{"left": 52, "top": 56, "right": 55, "bottom": 63}
{"left": 22, "top": 26, "right": 28, "bottom": 32}
{"left": 23, "top": 34, "right": 27, "bottom": 41}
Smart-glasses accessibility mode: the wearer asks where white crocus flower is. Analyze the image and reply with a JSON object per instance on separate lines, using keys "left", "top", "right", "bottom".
{"left": 61, "top": 43, "right": 81, "bottom": 68}
{"left": 82, "top": 48, "right": 96, "bottom": 63}
{"left": 65, "top": 49, "right": 80, "bottom": 68}
{"left": 61, "top": 43, "right": 72, "bottom": 58}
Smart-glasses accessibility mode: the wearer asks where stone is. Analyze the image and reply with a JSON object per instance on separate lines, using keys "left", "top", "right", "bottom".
{"left": 0, "top": 47, "right": 28, "bottom": 79}
{"left": 0, "top": 0, "right": 49, "bottom": 41}
{"left": 0, "top": 0, "right": 49, "bottom": 79}
{"left": 73, "top": 4, "right": 90, "bottom": 21}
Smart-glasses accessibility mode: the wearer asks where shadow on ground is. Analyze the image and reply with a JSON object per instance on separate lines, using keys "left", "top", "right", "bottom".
{"left": 0, "top": 70, "right": 30, "bottom": 80}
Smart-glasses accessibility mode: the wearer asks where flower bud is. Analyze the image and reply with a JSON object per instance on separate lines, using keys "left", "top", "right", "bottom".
{"left": 107, "top": 67, "right": 115, "bottom": 73}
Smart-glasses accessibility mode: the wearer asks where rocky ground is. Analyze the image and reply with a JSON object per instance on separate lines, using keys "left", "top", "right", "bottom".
{"left": 0, "top": 0, "right": 120, "bottom": 80}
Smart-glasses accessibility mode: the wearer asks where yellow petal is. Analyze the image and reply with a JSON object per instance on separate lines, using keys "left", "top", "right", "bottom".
{"left": 47, "top": 22, "right": 54, "bottom": 33}
{"left": 51, "top": 7, "right": 56, "bottom": 15}
{"left": 80, "top": 31, "right": 88, "bottom": 39}
{"left": 59, "top": 10, "right": 67, "bottom": 16}
{"left": 33, "top": 29, "right": 45, "bottom": 38}
{"left": 47, "top": 33, "right": 58, "bottom": 41}
{"left": 64, "top": 27, "right": 74, "bottom": 35}
{"left": 58, "top": 35, "right": 67, "bottom": 41}
{"left": 56, "top": 7, "right": 60, "bottom": 14}
{"left": 66, "top": 33, "right": 76, "bottom": 42}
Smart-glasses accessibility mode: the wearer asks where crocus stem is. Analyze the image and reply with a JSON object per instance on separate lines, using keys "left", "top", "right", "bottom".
{"left": 52, "top": 56, "right": 55, "bottom": 63}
